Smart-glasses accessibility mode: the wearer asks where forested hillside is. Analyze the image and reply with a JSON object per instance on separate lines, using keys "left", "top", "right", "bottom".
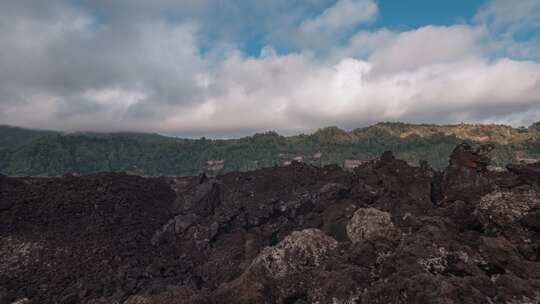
{"left": 0, "top": 122, "right": 538, "bottom": 176}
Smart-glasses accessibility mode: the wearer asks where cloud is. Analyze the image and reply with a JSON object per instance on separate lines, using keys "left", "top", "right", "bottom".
{"left": 177, "top": 53, "right": 540, "bottom": 134}
{"left": 368, "top": 25, "right": 487, "bottom": 74}
{"left": 300, "top": 0, "right": 377, "bottom": 31}
{"left": 0, "top": 0, "right": 539, "bottom": 136}
{"left": 474, "top": 0, "right": 540, "bottom": 60}
{"left": 0, "top": 0, "right": 209, "bottom": 131}
{"left": 296, "top": 0, "right": 378, "bottom": 49}
{"left": 329, "top": 29, "right": 397, "bottom": 61}
{"left": 474, "top": 0, "right": 540, "bottom": 30}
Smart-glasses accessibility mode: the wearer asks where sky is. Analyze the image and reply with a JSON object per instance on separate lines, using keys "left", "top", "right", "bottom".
{"left": 0, "top": 0, "right": 539, "bottom": 137}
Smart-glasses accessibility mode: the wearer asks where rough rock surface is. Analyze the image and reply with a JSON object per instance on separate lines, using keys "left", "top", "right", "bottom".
{"left": 346, "top": 208, "right": 398, "bottom": 243}
{"left": 252, "top": 229, "right": 338, "bottom": 279}
{"left": 1, "top": 145, "right": 540, "bottom": 303}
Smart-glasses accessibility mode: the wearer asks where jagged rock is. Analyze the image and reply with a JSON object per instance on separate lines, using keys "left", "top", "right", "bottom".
{"left": 183, "top": 179, "right": 221, "bottom": 217}
{"left": 212, "top": 229, "right": 339, "bottom": 303}
{"left": 174, "top": 214, "right": 196, "bottom": 234}
{"left": 2, "top": 147, "right": 540, "bottom": 303}
{"left": 441, "top": 143, "right": 495, "bottom": 201}
{"left": 521, "top": 209, "right": 540, "bottom": 231}
{"left": 346, "top": 208, "right": 399, "bottom": 243}
{"left": 150, "top": 220, "right": 175, "bottom": 246}
{"left": 352, "top": 152, "right": 435, "bottom": 216}
{"left": 251, "top": 229, "right": 338, "bottom": 279}
{"left": 0, "top": 237, "right": 42, "bottom": 275}
{"left": 478, "top": 189, "right": 540, "bottom": 227}
{"left": 417, "top": 247, "right": 450, "bottom": 274}
{"left": 123, "top": 286, "right": 197, "bottom": 304}
{"left": 507, "top": 162, "right": 540, "bottom": 185}
{"left": 321, "top": 201, "right": 357, "bottom": 241}
{"left": 0, "top": 178, "right": 21, "bottom": 212}
{"left": 380, "top": 150, "right": 396, "bottom": 163}
{"left": 318, "top": 182, "right": 349, "bottom": 200}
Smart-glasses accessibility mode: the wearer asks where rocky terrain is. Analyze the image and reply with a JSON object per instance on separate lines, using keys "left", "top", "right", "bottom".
{"left": 1, "top": 143, "right": 540, "bottom": 304}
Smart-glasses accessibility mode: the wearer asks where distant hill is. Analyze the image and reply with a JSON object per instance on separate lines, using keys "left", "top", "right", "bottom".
{"left": 0, "top": 122, "right": 538, "bottom": 176}
{"left": 0, "top": 125, "right": 59, "bottom": 148}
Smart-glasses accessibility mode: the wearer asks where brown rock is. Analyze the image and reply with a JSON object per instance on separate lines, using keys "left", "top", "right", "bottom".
{"left": 346, "top": 208, "right": 399, "bottom": 243}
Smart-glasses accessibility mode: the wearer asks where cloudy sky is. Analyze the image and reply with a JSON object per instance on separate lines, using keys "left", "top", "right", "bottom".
{"left": 1, "top": 0, "right": 539, "bottom": 136}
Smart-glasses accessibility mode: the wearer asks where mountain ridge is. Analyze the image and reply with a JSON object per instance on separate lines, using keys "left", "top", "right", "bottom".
{"left": 0, "top": 122, "right": 539, "bottom": 176}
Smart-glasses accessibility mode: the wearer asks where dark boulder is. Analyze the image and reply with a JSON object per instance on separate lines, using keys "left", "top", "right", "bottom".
{"left": 441, "top": 143, "right": 495, "bottom": 201}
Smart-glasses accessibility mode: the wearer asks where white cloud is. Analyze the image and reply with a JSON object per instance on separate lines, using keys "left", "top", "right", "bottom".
{"left": 474, "top": 0, "right": 540, "bottom": 60}
{"left": 300, "top": 0, "right": 378, "bottom": 33}
{"left": 296, "top": 0, "right": 378, "bottom": 49}
{"left": 368, "top": 25, "right": 487, "bottom": 74}
{"left": 474, "top": 0, "right": 540, "bottom": 30}
{"left": 0, "top": 0, "right": 539, "bottom": 136}
{"left": 330, "top": 29, "right": 397, "bottom": 60}
{"left": 153, "top": 48, "right": 540, "bottom": 134}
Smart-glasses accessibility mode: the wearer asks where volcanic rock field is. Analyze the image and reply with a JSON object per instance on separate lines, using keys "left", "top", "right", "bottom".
{"left": 1, "top": 144, "right": 540, "bottom": 304}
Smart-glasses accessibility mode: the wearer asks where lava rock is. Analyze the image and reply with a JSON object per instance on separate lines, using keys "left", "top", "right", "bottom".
{"left": 2, "top": 146, "right": 540, "bottom": 303}
{"left": 251, "top": 228, "right": 338, "bottom": 279}
{"left": 346, "top": 208, "right": 399, "bottom": 243}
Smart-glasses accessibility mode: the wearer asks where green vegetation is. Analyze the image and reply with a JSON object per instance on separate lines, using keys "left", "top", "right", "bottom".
{"left": 0, "top": 122, "right": 538, "bottom": 176}
{"left": 0, "top": 125, "right": 59, "bottom": 147}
